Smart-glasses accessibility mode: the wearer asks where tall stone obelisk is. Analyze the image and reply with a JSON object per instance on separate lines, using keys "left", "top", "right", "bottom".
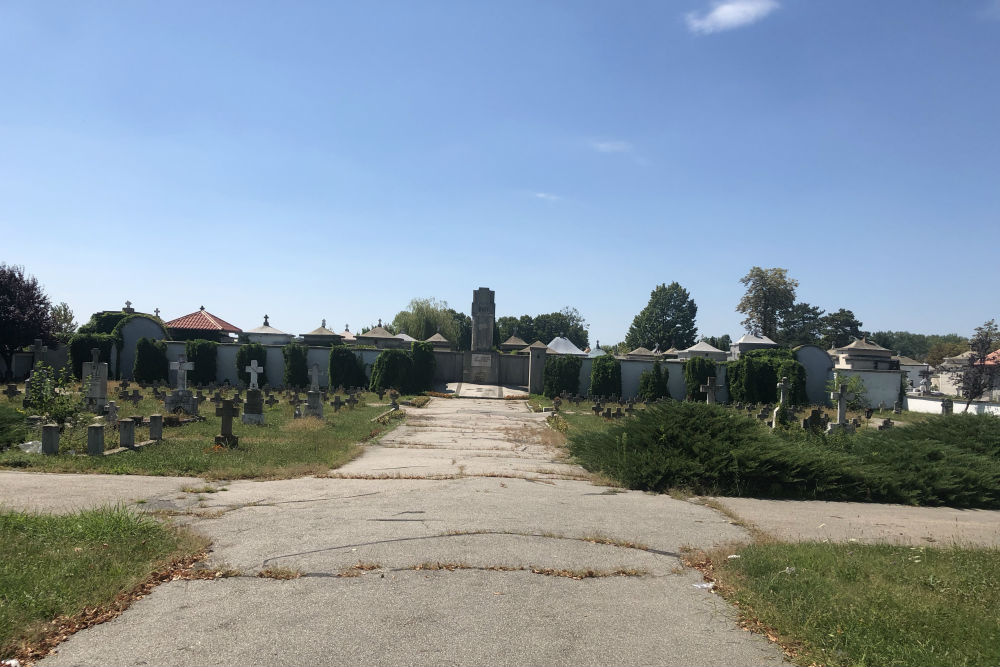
{"left": 464, "top": 287, "right": 499, "bottom": 384}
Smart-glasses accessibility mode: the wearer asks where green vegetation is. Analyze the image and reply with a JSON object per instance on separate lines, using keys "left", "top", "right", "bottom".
{"left": 568, "top": 403, "right": 1000, "bottom": 508}
{"left": 68, "top": 333, "right": 116, "bottom": 379}
{"left": 184, "top": 339, "right": 218, "bottom": 385}
{"left": 0, "top": 506, "right": 203, "bottom": 658}
{"left": 0, "top": 403, "right": 28, "bottom": 448}
{"left": 683, "top": 357, "right": 716, "bottom": 400}
{"left": 282, "top": 342, "right": 309, "bottom": 388}
{"left": 410, "top": 341, "right": 436, "bottom": 392}
{"left": 624, "top": 282, "right": 698, "bottom": 351}
{"left": 369, "top": 349, "right": 413, "bottom": 392}
{"left": 711, "top": 542, "right": 1000, "bottom": 667}
{"left": 637, "top": 361, "right": 669, "bottom": 401}
{"left": 133, "top": 337, "right": 168, "bottom": 383}
{"left": 496, "top": 307, "right": 590, "bottom": 351}
{"left": 0, "top": 388, "right": 405, "bottom": 479}
{"left": 589, "top": 355, "right": 621, "bottom": 398}
{"left": 329, "top": 345, "right": 366, "bottom": 389}
{"left": 236, "top": 343, "right": 267, "bottom": 387}
{"left": 727, "top": 349, "right": 806, "bottom": 406}
{"left": 543, "top": 355, "right": 581, "bottom": 398}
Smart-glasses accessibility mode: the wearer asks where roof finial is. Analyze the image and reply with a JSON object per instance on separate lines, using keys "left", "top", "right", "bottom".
{"left": 345, "top": 323, "right": 350, "bottom": 332}
{"left": 200, "top": 305, "right": 205, "bottom": 311}
{"left": 263, "top": 314, "right": 269, "bottom": 326}
{"left": 321, "top": 318, "right": 326, "bottom": 328}
{"left": 378, "top": 318, "right": 382, "bottom": 327}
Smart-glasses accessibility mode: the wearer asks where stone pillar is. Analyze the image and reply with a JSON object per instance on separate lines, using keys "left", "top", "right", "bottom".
{"left": 528, "top": 346, "right": 546, "bottom": 395}
{"left": 149, "top": 414, "right": 163, "bottom": 440}
{"left": 87, "top": 424, "right": 105, "bottom": 457}
{"left": 42, "top": 423, "right": 60, "bottom": 455}
{"left": 119, "top": 418, "right": 135, "bottom": 449}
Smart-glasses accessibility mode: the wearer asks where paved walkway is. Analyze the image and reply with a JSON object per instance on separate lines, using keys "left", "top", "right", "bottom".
{"left": 36, "top": 398, "right": 787, "bottom": 666}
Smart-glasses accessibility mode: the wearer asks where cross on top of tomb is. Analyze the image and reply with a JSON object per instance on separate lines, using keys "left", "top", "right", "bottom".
{"left": 245, "top": 359, "right": 263, "bottom": 390}
{"left": 170, "top": 355, "right": 196, "bottom": 391}
{"left": 125, "top": 300, "right": 131, "bottom": 309}
{"left": 154, "top": 308, "right": 160, "bottom": 318}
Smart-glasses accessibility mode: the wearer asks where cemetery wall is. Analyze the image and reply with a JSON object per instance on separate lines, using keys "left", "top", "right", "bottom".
{"left": 585, "top": 359, "right": 726, "bottom": 401}
{"left": 118, "top": 318, "right": 169, "bottom": 380}
{"left": 905, "top": 395, "right": 1000, "bottom": 416}
{"left": 433, "top": 350, "right": 464, "bottom": 382}
{"left": 498, "top": 354, "right": 528, "bottom": 386}
{"left": 794, "top": 345, "right": 834, "bottom": 405}
{"left": 2, "top": 347, "right": 71, "bottom": 380}
{"left": 835, "top": 368, "right": 903, "bottom": 408}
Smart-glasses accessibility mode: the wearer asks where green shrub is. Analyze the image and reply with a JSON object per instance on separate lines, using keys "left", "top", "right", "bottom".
{"left": 77, "top": 312, "right": 127, "bottom": 335}
{"left": 184, "top": 339, "right": 217, "bottom": 386}
{"left": 543, "top": 356, "right": 581, "bottom": 398}
{"left": 727, "top": 349, "right": 807, "bottom": 405}
{"left": 370, "top": 349, "right": 412, "bottom": 392}
{"left": 0, "top": 403, "right": 28, "bottom": 449}
{"left": 638, "top": 361, "right": 669, "bottom": 401}
{"left": 589, "top": 355, "right": 622, "bottom": 398}
{"left": 684, "top": 357, "right": 716, "bottom": 400}
{"left": 410, "top": 341, "right": 436, "bottom": 392}
{"left": 329, "top": 345, "right": 366, "bottom": 389}
{"left": 133, "top": 338, "right": 168, "bottom": 383}
{"left": 826, "top": 374, "right": 868, "bottom": 411}
{"left": 236, "top": 343, "right": 268, "bottom": 388}
{"left": 282, "top": 342, "right": 309, "bottom": 388}
{"left": 68, "top": 334, "right": 116, "bottom": 379}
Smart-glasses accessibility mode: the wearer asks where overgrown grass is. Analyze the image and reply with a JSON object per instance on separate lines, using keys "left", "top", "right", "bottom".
{"left": 568, "top": 402, "right": 1000, "bottom": 508}
{"left": 0, "top": 505, "right": 204, "bottom": 659}
{"left": 708, "top": 542, "right": 1000, "bottom": 667}
{"left": 0, "top": 390, "right": 405, "bottom": 480}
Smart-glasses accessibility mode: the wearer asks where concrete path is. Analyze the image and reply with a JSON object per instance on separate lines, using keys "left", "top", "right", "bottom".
{"left": 37, "top": 398, "right": 788, "bottom": 667}
{"left": 0, "top": 470, "right": 199, "bottom": 514}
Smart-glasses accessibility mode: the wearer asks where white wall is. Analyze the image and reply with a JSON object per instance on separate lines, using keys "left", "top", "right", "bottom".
{"left": 905, "top": 395, "right": 1000, "bottom": 416}
{"left": 835, "top": 369, "right": 903, "bottom": 408}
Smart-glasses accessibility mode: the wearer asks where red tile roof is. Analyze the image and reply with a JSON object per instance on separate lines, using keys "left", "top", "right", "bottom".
{"left": 164, "top": 307, "right": 242, "bottom": 333}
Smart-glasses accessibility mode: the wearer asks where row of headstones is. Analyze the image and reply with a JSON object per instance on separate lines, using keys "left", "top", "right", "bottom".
{"left": 38, "top": 415, "right": 165, "bottom": 456}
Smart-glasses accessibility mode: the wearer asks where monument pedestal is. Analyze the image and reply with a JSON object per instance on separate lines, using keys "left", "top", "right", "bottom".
{"left": 164, "top": 389, "right": 199, "bottom": 415}
{"left": 463, "top": 351, "right": 498, "bottom": 385}
{"left": 242, "top": 389, "right": 265, "bottom": 425}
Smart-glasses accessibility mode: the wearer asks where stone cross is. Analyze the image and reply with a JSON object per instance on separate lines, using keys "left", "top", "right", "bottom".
{"left": 245, "top": 359, "right": 263, "bottom": 390}
{"left": 331, "top": 395, "right": 343, "bottom": 412}
{"left": 125, "top": 300, "right": 132, "bottom": 309}
{"left": 309, "top": 364, "right": 320, "bottom": 392}
{"left": 699, "top": 376, "right": 720, "bottom": 405}
{"left": 170, "top": 355, "right": 195, "bottom": 390}
{"left": 154, "top": 308, "right": 160, "bottom": 318}
{"left": 3, "top": 384, "right": 21, "bottom": 400}
{"left": 264, "top": 395, "right": 278, "bottom": 408}
{"left": 214, "top": 399, "right": 240, "bottom": 447}
{"left": 776, "top": 376, "right": 790, "bottom": 406}
{"left": 346, "top": 394, "right": 358, "bottom": 409}
{"left": 830, "top": 383, "right": 853, "bottom": 426}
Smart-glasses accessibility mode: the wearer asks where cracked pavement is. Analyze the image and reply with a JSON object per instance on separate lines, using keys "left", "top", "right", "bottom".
{"left": 29, "top": 397, "right": 788, "bottom": 666}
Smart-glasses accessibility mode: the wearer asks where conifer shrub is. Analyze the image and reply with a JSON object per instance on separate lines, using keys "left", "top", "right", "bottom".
{"left": 543, "top": 356, "right": 581, "bottom": 398}
{"left": 727, "top": 348, "right": 806, "bottom": 405}
{"left": 0, "top": 403, "right": 28, "bottom": 449}
{"left": 410, "top": 341, "right": 436, "bottom": 392}
{"left": 589, "top": 355, "right": 622, "bottom": 398}
{"left": 68, "top": 334, "right": 116, "bottom": 379}
{"left": 133, "top": 338, "right": 168, "bottom": 383}
{"left": 638, "top": 360, "right": 669, "bottom": 401}
{"left": 236, "top": 343, "right": 268, "bottom": 388}
{"left": 370, "top": 349, "right": 412, "bottom": 392}
{"left": 683, "top": 357, "right": 716, "bottom": 400}
{"left": 184, "top": 339, "right": 218, "bottom": 385}
{"left": 282, "top": 342, "right": 309, "bottom": 388}
{"left": 329, "top": 345, "right": 367, "bottom": 389}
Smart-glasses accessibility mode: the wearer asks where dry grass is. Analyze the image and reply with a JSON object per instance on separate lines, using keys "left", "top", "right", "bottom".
{"left": 336, "top": 561, "right": 382, "bottom": 577}
{"left": 409, "top": 561, "right": 647, "bottom": 579}
{"left": 256, "top": 567, "right": 302, "bottom": 580}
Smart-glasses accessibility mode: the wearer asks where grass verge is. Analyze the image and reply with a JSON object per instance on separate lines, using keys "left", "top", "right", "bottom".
{"left": 692, "top": 541, "right": 1000, "bottom": 667}
{"left": 0, "top": 505, "right": 206, "bottom": 662}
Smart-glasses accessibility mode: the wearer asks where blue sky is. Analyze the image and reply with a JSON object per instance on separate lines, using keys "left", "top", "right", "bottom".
{"left": 2, "top": 0, "right": 998, "bottom": 345}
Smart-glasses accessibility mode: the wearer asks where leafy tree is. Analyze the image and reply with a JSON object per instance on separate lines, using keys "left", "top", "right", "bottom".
{"left": 820, "top": 308, "right": 865, "bottom": 349}
{"left": 50, "top": 302, "right": 77, "bottom": 344}
{"left": 869, "top": 331, "right": 968, "bottom": 362}
{"left": 826, "top": 374, "right": 868, "bottom": 412}
{"left": 736, "top": 267, "right": 798, "bottom": 339}
{"left": 959, "top": 319, "right": 1000, "bottom": 412}
{"left": 637, "top": 361, "right": 669, "bottom": 401}
{"left": 410, "top": 341, "right": 436, "bottom": 392}
{"left": 531, "top": 308, "right": 589, "bottom": 350}
{"left": 625, "top": 282, "right": 698, "bottom": 352}
{"left": 392, "top": 298, "right": 461, "bottom": 343}
{"left": 776, "top": 302, "right": 825, "bottom": 347}
{"left": 727, "top": 349, "right": 806, "bottom": 406}
{"left": 926, "top": 341, "right": 969, "bottom": 367}
{"left": 701, "top": 334, "right": 732, "bottom": 352}
{"left": 543, "top": 356, "right": 581, "bottom": 398}
{"left": 369, "top": 349, "right": 413, "bottom": 392}
{"left": 445, "top": 309, "right": 472, "bottom": 351}
{"left": 0, "top": 264, "right": 55, "bottom": 375}
{"left": 329, "top": 345, "right": 367, "bottom": 389}
{"left": 589, "top": 355, "right": 622, "bottom": 398}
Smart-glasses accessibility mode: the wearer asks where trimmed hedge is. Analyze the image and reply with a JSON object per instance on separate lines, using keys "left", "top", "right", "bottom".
{"left": 544, "top": 356, "right": 581, "bottom": 398}
{"left": 77, "top": 312, "right": 127, "bottom": 335}
{"left": 638, "top": 360, "right": 669, "bottom": 401}
{"left": 184, "top": 339, "right": 218, "bottom": 386}
{"left": 727, "top": 348, "right": 807, "bottom": 406}
{"left": 236, "top": 343, "right": 268, "bottom": 388}
{"left": 283, "top": 342, "right": 309, "bottom": 388}
{"left": 133, "top": 338, "right": 168, "bottom": 383}
{"left": 683, "top": 357, "right": 716, "bottom": 400}
{"left": 370, "top": 349, "right": 412, "bottom": 392}
{"left": 410, "top": 341, "right": 436, "bottom": 392}
{"left": 68, "top": 334, "right": 116, "bottom": 379}
{"left": 329, "top": 345, "right": 367, "bottom": 390}
{"left": 589, "top": 355, "right": 622, "bottom": 398}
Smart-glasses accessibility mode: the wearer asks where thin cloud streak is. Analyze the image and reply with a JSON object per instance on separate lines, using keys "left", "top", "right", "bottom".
{"left": 590, "top": 140, "right": 634, "bottom": 154}
{"left": 533, "top": 192, "right": 561, "bottom": 202}
{"left": 686, "top": 0, "right": 779, "bottom": 35}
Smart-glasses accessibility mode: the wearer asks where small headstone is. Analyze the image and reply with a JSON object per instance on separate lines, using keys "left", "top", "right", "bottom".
{"left": 3, "top": 384, "right": 21, "bottom": 401}
{"left": 603, "top": 407, "right": 612, "bottom": 419}
{"left": 941, "top": 398, "right": 953, "bottom": 415}
{"left": 330, "top": 395, "right": 343, "bottom": 412}
{"left": 104, "top": 401, "right": 118, "bottom": 425}
{"left": 42, "top": 423, "right": 60, "bottom": 455}
{"left": 893, "top": 400, "right": 902, "bottom": 415}
{"left": 119, "top": 418, "right": 136, "bottom": 450}
{"left": 877, "top": 418, "right": 894, "bottom": 430}
{"left": 801, "top": 408, "right": 829, "bottom": 432}
{"left": 87, "top": 424, "right": 105, "bottom": 457}
{"left": 149, "top": 414, "right": 163, "bottom": 440}
{"left": 242, "top": 389, "right": 265, "bottom": 425}
{"left": 214, "top": 400, "right": 240, "bottom": 447}
{"left": 264, "top": 395, "right": 279, "bottom": 408}
{"left": 346, "top": 394, "right": 358, "bottom": 410}
{"left": 591, "top": 403, "right": 602, "bottom": 416}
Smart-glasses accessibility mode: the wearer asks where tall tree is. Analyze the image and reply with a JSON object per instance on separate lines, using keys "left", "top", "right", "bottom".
{"left": 625, "top": 282, "right": 698, "bottom": 351}
{"left": 701, "top": 334, "right": 732, "bottom": 351}
{"left": 445, "top": 309, "right": 472, "bottom": 351}
{"left": 50, "top": 302, "right": 77, "bottom": 344}
{"left": 0, "top": 264, "right": 55, "bottom": 375}
{"left": 531, "top": 307, "right": 589, "bottom": 350}
{"left": 391, "top": 298, "right": 459, "bottom": 343}
{"left": 927, "top": 341, "right": 968, "bottom": 367}
{"left": 776, "top": 302, "right": 825, "bottom": 347}
{"left": 736, "top": 267, "right": 798, "bottom": 338}
{"left": 959, "top": 319, "right": 999, "bottom": 411}
{"left": 820, "top": 308, "right": 864, "bottom": 349}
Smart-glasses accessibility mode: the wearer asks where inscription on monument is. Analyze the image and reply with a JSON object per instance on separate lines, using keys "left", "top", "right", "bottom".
{"left": 472, "top": 354, "right": 492, "bottom": 367}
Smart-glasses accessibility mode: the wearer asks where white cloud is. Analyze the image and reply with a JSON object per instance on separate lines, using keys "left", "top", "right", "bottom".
{"left": 590, "top": 140, "right": 634, "bottom": 154}
{"left": 686, "top": 0, "right": 779, "bottom": 35}
{"left": 533, "top": 192, "right": 561, "bottom": 202}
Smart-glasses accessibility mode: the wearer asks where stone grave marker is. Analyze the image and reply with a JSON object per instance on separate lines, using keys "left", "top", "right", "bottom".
{"left": 104, "top": 401, "right": 118, "bottom": 425}
{"left": 827, "top": 380, "right": 856, "bottom": 434}
{"left": 304, "top": 366, "right": 324, "bottom": 418}
{"left": 801, "top": 408, "right": 829, "bottom": 432}
{"left": 119, "top": 418, "right": 136, "bottom": 450}
{"left": 877, "top": 418, "right": 894, "bottom": 430}
{"left": 3, "top": 384, "right": 21, "bottom": 401}
{"left": 346, "top": 394, "right": 358, "bottom": 410}
{"left": 42, "top": 423, "right": 60, "bottom": 455}
{"left": 246, "top": 360, "right": 263, "bottom": 390}
{"left": 264, "top": 395, "right": 279, "bottom": 408}
{"left": 242, "top": 386, "right": 265, "bottom": 425}
{"left": 149, "top": 414, "right": 163, "bottom": 440}
{"left": 214, "top": 400, "right": 240, "bottom": 447}
{"left": 700, "top": 376, "right": 720, "bottom": 405}
{"left": 165, "top": 355, "right": 199, "bottom": 415}
{"left": 81, "top": 348, "right": 109, "bottom": 412}
{"left": 87, "top": 424, "right": 104, "bottom": 457}
{"left": 893, "top": 400, "right": 902, "bottom": 415}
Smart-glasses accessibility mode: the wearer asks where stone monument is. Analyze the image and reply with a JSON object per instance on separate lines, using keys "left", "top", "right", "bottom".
{"left": 164, "top": 355, "right": 199, "bottom": 415}
{"left": 81, "top": 348, "right": 109, "bottom": 412}
{"left": 826, "top": 377, "right": 856, "bottom": 434}
{"left": 304, "top": 364, "right": 324, "bottom": 418}
{"left": 242, "top": 359, "right": 266, "bottom": 425}
{"left": 463, "top": 287, "right": 499, "bottom": 385}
